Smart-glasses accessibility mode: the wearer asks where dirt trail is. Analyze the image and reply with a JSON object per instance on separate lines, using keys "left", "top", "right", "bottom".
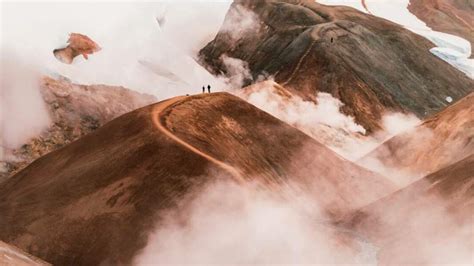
{"left": 282, "top": 39, "right": 317, "bottom": 86}
{"left": 151, "top": 95, "right": 245, "bottom": 184}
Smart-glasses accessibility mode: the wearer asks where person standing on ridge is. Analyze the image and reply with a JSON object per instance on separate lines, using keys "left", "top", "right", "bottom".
{"left": 207, "top": 84, "right": 211, "bottom": 93}
{"left": 202, "top": 86, "right": 205, "bottom": 93}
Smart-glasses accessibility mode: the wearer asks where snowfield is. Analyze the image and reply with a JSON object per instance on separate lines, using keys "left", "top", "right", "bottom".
{"left": 1, "top": 2, "right": 232, "bottom": 99}
{"left": 319, "top": 0, "right": 473, "bottom": 78}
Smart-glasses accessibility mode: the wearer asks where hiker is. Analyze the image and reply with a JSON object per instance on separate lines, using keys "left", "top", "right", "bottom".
{"left": 202, "top": 86, "right": 205, "bottom": 93}
{"left": 207, "top": 84, "right": 211, "bottom": 93}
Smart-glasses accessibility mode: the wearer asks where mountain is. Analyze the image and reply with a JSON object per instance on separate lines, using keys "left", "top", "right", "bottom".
{"left": 0, "top": 93, "right": 395, "bottom": 265}
{"left": 361, "top": 92, "right": 474, "bottom": 177}
{"left": 408, "top": 0, "right": 474, "bottom": 56}
{"left": 199, "top": 0, "right": 474, "bottom": 133}
{"left": 345, "top": 154, "right": 473, "bottom": 264}
{"left": 1, "top": 77, "right": 156, "bottom": 181}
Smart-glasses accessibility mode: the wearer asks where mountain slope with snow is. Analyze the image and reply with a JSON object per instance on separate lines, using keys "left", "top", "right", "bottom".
{"left": 319, "top": 0, "right": 473, "bottom": 78}
{"left": 200, "top": 0, "right": 474, "bottom": 133}
{"left": 408, "top": 0, "right": 474, "bottom": 56}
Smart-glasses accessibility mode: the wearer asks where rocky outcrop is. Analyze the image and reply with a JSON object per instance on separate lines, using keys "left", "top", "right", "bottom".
{"left": 199, "top": 0, "right": 474, "bottom": 133}
{"left": 0, "top": 77, "right": 156, "bottom": 181}
{"left": 53, "top": 33, "right": 101, "bottom": 64}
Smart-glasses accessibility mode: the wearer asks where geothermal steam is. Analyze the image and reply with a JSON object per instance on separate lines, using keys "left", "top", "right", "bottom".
{"left": 134, "top": 180, "right": 378, "bottom": 265}
{"left": 0, "top": 52, "right": 51, "bottom": 161}
{"left": 235, "top": 81, "right": 421, "bottom": 165}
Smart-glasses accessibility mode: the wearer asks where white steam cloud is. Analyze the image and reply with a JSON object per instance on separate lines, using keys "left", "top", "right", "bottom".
{"left": 381, "top": 112, "right": 421, "bottom": 136}
{"left": 220, "top": 5, "right": 262, "bottom": 42}
{"left": 219, "top": 54, "right": 254, "bottom": 89}
{"left": 0, "top": 51, "right": 51, "bottom": 160}
{"left": 135, "top": 180, "right": 378, "bottom": 265}
{"left": 233, "top": 80, "right": 426, "bottom": 187}
{"left": 236, "top": 81, "right": 395, "bottom": 160}
{"left": 352, "top": 178, "right": 473, "bottom": 265}
{"left": 136, "top": 175, "right": 471, "bottom": 264}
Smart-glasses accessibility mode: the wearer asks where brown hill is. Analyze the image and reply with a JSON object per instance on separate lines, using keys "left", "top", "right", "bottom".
{"left": 345, "top": 154, "right": 473, "bottom": 264}
{"left": 409, "top": 0, "right": 474, "bottom": 56}
{"left": 199, "top": 0, "right": 474, "bottom": 133}
{"left": 1, "top": 77, "right": 156, "bottom": 181}
{"left": 361, "top": 92, "right": 474, "bottom": 177}
{"left": 0, "top": 93, "right": 394, "bottom": 265}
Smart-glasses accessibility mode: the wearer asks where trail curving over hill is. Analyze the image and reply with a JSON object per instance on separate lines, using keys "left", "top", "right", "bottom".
{"left": 151, "top": 95, "right": 245, "bottom": 184}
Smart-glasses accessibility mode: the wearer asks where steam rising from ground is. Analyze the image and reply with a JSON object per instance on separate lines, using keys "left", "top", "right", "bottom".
{"left": 220, "top": 5, "right": 262, "bottom": 42}
{"left": 381, "top": 112, "right": 420, "bottom": 136}
{"left": 136, "top": 176, "right": 472, "bottom": 265}
{"left": 235, "top": 81, "right": 421, "bottom": 164}
{"left": 0, "top": 52, "right": 51, "bottom": 161}
{"left": 220, "top": 55, "right": 253, "bottom": 89}
{"left": 135, "top": 180, "right": 377, "bottom": 265}
{"left": 353, "top": 178, "right": 473, "bottom": 265}
{"left": 2, "top": 2, "right": 470, "bottom": 264}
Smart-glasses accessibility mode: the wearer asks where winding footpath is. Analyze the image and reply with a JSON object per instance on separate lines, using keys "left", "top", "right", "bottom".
{"left": 151, "top": 95, "right": 245, "bottom": 184}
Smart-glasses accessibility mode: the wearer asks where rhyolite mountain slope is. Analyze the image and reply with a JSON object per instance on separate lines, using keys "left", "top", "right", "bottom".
{"left": 361, "top": 92, "right": 474, "bottom": 177}
{"left": 0, "top": 93, "right": 395, "bottom": 265}
{"left": 199, "top": 0, "right": 474, "bottom": 133}
{"left": 0, "top": 77, "right": 156, "bottom": 181}
{"left": 409, "top": 0, "right": 474, "bottom": 56}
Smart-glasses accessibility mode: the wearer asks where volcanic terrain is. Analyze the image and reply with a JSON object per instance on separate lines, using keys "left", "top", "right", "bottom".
{"left": 199, "top": 0, "right": 474, "bottom": 133}
{"left": 0, "top": 93, "right": 395, "bottom": 265}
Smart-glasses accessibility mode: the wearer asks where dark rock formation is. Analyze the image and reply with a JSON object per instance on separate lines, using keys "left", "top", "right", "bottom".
{"left": 54, "top": 33, "right": 101, "bottom": 64}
